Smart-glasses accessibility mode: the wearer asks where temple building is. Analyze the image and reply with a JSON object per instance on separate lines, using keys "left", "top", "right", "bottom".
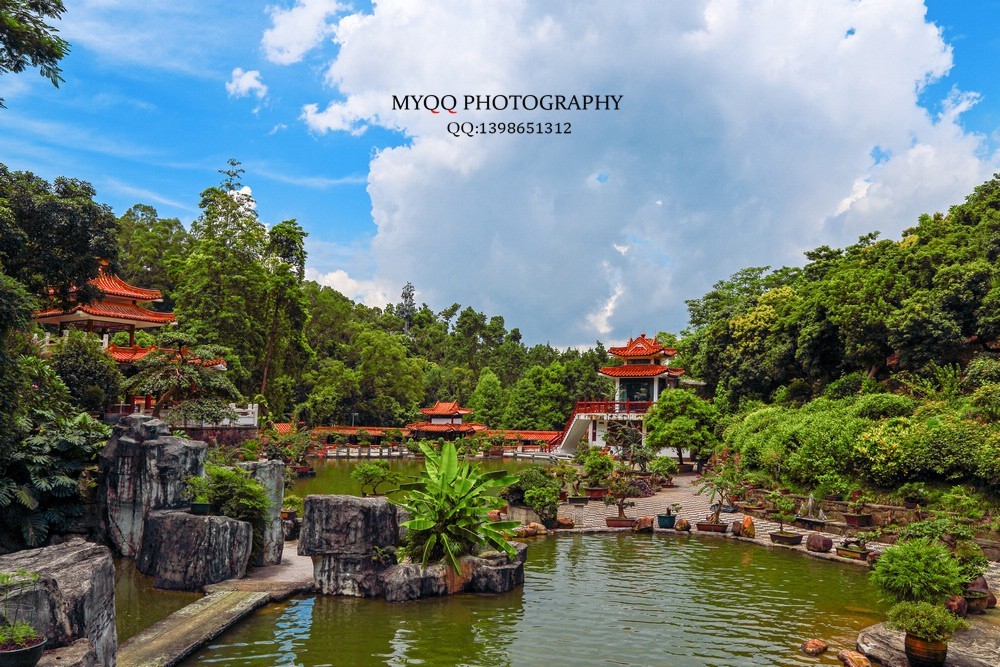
{"left": 406, "top": 401, "right": 489, "bottom": 439}
{"left": 33, "top": 265, "right": 175, "bottom": 351}
{"left": 556, "top": 333, "right": 685, "bottom": 453}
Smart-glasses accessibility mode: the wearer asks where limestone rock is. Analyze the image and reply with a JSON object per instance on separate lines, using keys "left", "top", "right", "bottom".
{"left": 988, "top": 592, "right": 997, "bottom": 609}
{"left": 282, "top": 518, "right": 300, "bottom": 541}
{"left": 946, "top": 594, "right": 968, "bottom": 617}
{"left": 526, "top": 522, "right": 548, "bottom": 535}
{"left": 312, "top": 553, "right": 387, "bottom": 597}
{"left": 238, "top": 460, "right": 285, "bottom": 566}
{"left": 37, "top": 638, "right": 97, "bottom": 667}
{"left": 487, "top": 509, "right": 502, "bottom": 522}
{"left": 99, "top": 414, "right": 207, "bottom": 557}
{"left": 554, "top": 517, "right": 575, "bottom": 529}
{"left": 740, "top": 516, "right": 755, "bottom": 538}
{"left": 381, "top": 544, "right": 527, "bottom": 602}
{"left": 801, "top": 639, "right": 828, "bottom": 655}
{"left": 298, "top": 495, "right": 399, "bottom": 557}
{"left": 731, "top": 520, "right": 743, "bottom": 536}
{"left": 836, "top": 649, "right": 872, "bottom": 667}
{"left": 137, "top": 510, "right": 252, "bottom": 590}
{"left": 513, "top": 524, "right": 538, "bottom": 537}
{"left": 806, "top": 534, "right": 834, "bottom": 553}
{"left": 0, "top": 539, "right": 115, "bottom": 666}
{"left": 632, "top": 516, "right": 654, "bottom": 532}
{"left": 674, "top": 518, "right": 691, "bottom": 531}
{"left": 967, "top": 575, "right": 991, "bottom": 596}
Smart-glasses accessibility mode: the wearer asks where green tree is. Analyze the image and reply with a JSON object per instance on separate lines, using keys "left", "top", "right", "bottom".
{"left": 0, "top": 0, "right": 69, "bottom": 108}
{"left": 49, "top": 330, "right": 124, "bottom": 412}
{"left": 116, "top": 204, "right": 191, "bottom": 308}
{"left": 468, "top": 367, "right": 506, "bottom": 427}
{"left": 645, "top": 389, "right": 719, "bottom": 464}
{"left": 349, "top": 329, "right": 423, "bottom": 425}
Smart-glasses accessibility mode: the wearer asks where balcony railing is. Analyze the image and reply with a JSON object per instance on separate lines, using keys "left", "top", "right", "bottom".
{"left": 571, "top": 400, "right": 653, "bottom": 415}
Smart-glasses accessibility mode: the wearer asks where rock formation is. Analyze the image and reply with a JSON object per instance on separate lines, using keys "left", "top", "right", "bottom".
{"left": 237, "top": 460, "right": 285, "bottom": 566}
{"left": 99, "top": 415, "right": 206, "bottom": 557}
{"left": 137, "top": 510, "right": 252, "bottom": 590}
{"left": 0, "top": 539, "right": 116, "bottom": 665}
{"left": 299, "top": 495, "right": 526, "bottom": 602}
{"left": 806, "top": 534, "right": 834, "bottom": 553}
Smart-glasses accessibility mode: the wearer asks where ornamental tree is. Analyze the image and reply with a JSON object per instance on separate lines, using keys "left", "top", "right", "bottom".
{"left": 644, "top": 389, "right": 719, "bottom": 464}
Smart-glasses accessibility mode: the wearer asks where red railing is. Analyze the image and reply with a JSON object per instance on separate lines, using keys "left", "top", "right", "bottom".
{"left": 553, "top": 400, "right": 653, "bottom": 447}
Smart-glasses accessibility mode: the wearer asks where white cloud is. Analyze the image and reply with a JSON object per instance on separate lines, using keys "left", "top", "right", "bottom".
{"left": 226, "top": 68, "right": 269, "bottom": 99}
{"left": 263, "top": 0, "right": 345, "bottom": 65}
{"left": 305, "top": 267, "right": 391, "bottom": 307}
{"left": 289, "top": 0, "right": 999, "bottom": 346}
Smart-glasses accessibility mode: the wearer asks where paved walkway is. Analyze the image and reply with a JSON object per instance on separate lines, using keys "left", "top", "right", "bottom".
{"left": 117, "top": 543, "right": 315, "bottom": 667}
{"left": 556, "top": 473, "right": 1000, "bottom": 588}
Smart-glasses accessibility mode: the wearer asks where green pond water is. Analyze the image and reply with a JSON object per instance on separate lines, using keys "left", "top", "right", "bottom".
{"left": 114, "top": 557, "right": 201, "bottom": 642}
{"left": 182, "top": 534, "right": 885, "bottom": 667}
{"left": 117, "top": 458, "right": 887, "bottom": 665}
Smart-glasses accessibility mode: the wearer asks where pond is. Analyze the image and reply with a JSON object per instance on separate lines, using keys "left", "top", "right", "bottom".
{"left": 114, "top": 557, "right": 201, "bottom": 643}
{"left": 182, "top": 533, "right": 885, "bottom": 666}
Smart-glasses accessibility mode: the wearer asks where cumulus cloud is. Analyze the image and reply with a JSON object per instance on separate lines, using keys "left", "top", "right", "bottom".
{"left": 305, "top": 267, "right": 391, "bottom": 307}
{"left": 226, "top": 68, "right": 269, "bottom": 99}
{"left": 263, "top": 0, "right": 346, "bottom": 64}
{"left": 287, "top": 0, "right": 998, "bottom": 346}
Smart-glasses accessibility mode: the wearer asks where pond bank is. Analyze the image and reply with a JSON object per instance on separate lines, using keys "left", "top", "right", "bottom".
{"left": 116, "top": 543, "right": 314, "bottom": 667}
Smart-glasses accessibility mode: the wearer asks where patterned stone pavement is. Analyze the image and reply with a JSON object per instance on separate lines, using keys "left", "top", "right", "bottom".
{"left": 555, "top": 472, "right": 1000, "bottom": 589}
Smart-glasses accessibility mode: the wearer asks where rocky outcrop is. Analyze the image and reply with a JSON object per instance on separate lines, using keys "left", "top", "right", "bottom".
{"left": 836, "top": 649, "right": 872, "bottom": 667}
{"left": 137, "top": 510, "right": 252, "bottom": 590}
{"left": 99, "top": 415, "right": 207, "bottom": 557}
{"left": 801, "top": 639, "right": 828, "bottom": 655}
{"left": 299, "top": 495, "right": 401, "bottom": 597}
{"left": 237, "top": 460, "right": 284, "bottom": 566}
{"left": 806, "top": 534, "right": 834, "bottom": 553}
{"left": 299, "top": 494, "right": 526, "bottom": 602}
{"left": 0, "top": 539, "right": 116, "bottom": 666}
{"left": 674, "top": 518, "right": 691, "bottom": 531}
{"left": 857, "top": 620, "right": 1000, "bottom": 667}
{"left": 632, "top": 516, "right": 654, "bottom": 532}
{"left": 740, "top": 516, "right": 755, "bottom": 538}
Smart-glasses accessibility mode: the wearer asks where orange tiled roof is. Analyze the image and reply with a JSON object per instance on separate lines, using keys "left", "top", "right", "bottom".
{"left": 599, "top": 365, "right": 685, "bottom": 378}
{"left": 93, "top": 269, "right": 164, "bottom": 301}
{"left": 312, "top": 426, "right": 409, "bottom": 437}
{"left": 104, "top": 344, "right": 224, "bottom": 367}
{"left": 35, "top": 302, "right": 177, "bottom": 325}
{"left": 407, "top": 422, "right": 488, "bottom": 434}
{"left": 488, "top": 429, "right": 561, "bottom": 442}
{"left": 273, "top": 422, "right": 294, "bottom": 435}
{"left": 419, "top": 401, "right": 474, "bottom": 416}
{"left": 608, "top": 334, "right": 676, "bottom": 358}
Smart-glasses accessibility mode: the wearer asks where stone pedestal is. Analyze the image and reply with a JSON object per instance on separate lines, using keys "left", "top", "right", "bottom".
{"left": 137, "top": 510, "right": 252, "bottom": 590}
{"left": 99, "top": 415, "right": 207, "bottom": 557}
{"left": 0, "top": 539, "right": 116, "bottom": 666}
{"left": 238, "top": 460, "right": 285, "bottom": 566}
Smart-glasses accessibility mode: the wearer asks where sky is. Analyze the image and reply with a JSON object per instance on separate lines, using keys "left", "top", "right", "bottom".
{"left": 2, "top": 0, "right": 1000, "bottom": 348}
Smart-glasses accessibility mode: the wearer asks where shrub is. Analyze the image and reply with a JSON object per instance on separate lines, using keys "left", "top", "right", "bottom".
{"left": 583, "top": 450, "right": 615, "bottom": 486}
{"left": 885, "top": 601, "right": 966, "bottom": 642}
{"left": 853, "top": 393, "right": 916, "bottom": 420}
{"left": 854, "top": 418, "right": 912, "bottom": 487}
{"left": 203, "top": 464, "right": 271, "bottom": 561}
{"left": 394, "top": 441, "right": 520, "bottom": 570}
{"left": 870, "top": 538, "right": 965, "bottom": 604}
{"left": 523, "top": 487, "right": 559, "bottom": 524}
{"left": 501, "top": 464, "right": 557, "bottom": 506}
{"left": 649, "top": 455, "right": 678, "bottom": 481}
{"left": 967, "top": 384, "right": 1000, "bottom": 422}
{"left": 961, "top": 354, "right": 1000, "bottom": 391}
{"left": 824, "top": 371, "right": 882, "bottom": 399}
{"left": 952, "top": 540, "right": 988, "bottom": 584}
{"left": 350, "top": 461, "right": 402, "bottom": 497}
{"left": 897, "top": 481, "right": 929, "bottom": 505}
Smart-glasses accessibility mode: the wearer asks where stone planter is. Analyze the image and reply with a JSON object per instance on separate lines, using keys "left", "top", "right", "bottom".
{"left": 656, "top": 514, "right": 677, "bottom": 529}
{"left": 695, "top": 521, "right": 728, "bottom": 533}
{"left": 605, "top": 517, "right": 635, "bottom": 528}
{"left": 835, "top": 546, "right": 871, "bottom": 561}
{"left": 769, "top": 531, "right": 803, "bottom": 546}
{"left": 964, "top": 591, "right": 989, "bottom": 614}
{"left": 568, "top": 496, "right": 589, "bottom": 505}
{"left": 583, "top": 486, "right": 608, "bottom": 499}
{"left": 190, "top": 501, "right": 211, "bottom": 515}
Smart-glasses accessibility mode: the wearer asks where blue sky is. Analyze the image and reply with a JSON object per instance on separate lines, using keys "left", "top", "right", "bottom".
{"left": 2, "top": 1, "right": 999, "bottom": 348}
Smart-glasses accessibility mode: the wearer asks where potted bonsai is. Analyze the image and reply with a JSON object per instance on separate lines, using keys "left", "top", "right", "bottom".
{"left": 657, "top": 503, "right": 682, "bottom": 529}
{"left": 843, "top": 491, "right": 873, "bottom": 527}
{"left": 767, "top": 492, "right": 802, "bottom": 546}
{"left": 604, "top": 471, "right": 641, "bottom": 528}
{"left": 0, "top": 569, "right": 46, "bottom": 667}
{"left": 280, "top": 493, "right": 304, "bottom": 521}
{"left": 524, "top": 486, "right": 560, "bottom": 529}
{"left": 582, "top": 449, "right": 614, "bottom": 499}
{"left": 871, "top": 539, "right": 968, "bottom": 667}
{"left": 184, "top": 474, "right": 212, "bottom": 515}
{"left": 885, "top": 601, "right": 966, "bottom": 667}
{"left": 649, "top": 455, "right": 679, "bottom": 488}
{"left": 836, "top": 529, "right": 879, "bottom": 560}
{"left": 694, "top": 459, "right": 743, "bottom": 533}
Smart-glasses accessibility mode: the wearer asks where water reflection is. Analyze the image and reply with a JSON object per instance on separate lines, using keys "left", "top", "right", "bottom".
{"left": 184, "top": 534, "right": 885, "bottom": 667}
{"left": 114, "top": 557, "right": 200, "bottom": 643}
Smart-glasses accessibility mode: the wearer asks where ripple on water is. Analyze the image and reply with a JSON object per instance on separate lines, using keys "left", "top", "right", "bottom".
{"left": 183, "top": 533, "right": 885, "bottom": 667}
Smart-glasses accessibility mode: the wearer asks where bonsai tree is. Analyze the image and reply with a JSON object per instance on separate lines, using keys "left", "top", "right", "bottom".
{"left": 393, "top": 441, "right": 521, "bottom": 571}
{"left": 183, "top": 474, "right": 211, "bottom": 504}
{"left": 350, "top": 461, "right": 402, "bottom": 497}
{"left": 661, "top": 502, "right": 682, "bottom": 517}
{"left": 898, "top": 481, "right": 929, "bottom": 507}
{"left": 551, "top": 462, "right": 580, "bottom": 495}
{"left": 524, "top": 486, "right": 560, "bottom": 526}
{"left": 885, "top": 600, "right": 966, "bottom": 642}
{"left": 695, "top": 458, "right": 744, "bottom": 524}
{"left": 649, "top": 455, "right": 679, "bottom": 486}
{"left": 768, "top": 492, "right": 796, "bottom": 534}
{"left": 604, "top": 421, "right": 646, "bottom": 469}
{"left": 501, "top": 464, "right": 558, "bottom": 506}
{"left": 870, "top": 538, "right": 966, "bottom": 604}
{"left": 583, "top": 449, "right": 615, "bottom": 488}
{"left": 281, "top": 493, "right": 304, "bottom": 515}
{"left": 644, "top": 388, "right": 719, "bottom": 466}
{"left": 604, "top": 470, "right": 641, "bottom": 519}
{"left": 0, "top": 569, "right": 43, "bottom": 653}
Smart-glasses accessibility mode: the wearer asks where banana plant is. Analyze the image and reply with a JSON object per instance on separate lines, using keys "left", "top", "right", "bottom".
{"left": 394, "top": 440, "right": 521, "bottom": 571}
